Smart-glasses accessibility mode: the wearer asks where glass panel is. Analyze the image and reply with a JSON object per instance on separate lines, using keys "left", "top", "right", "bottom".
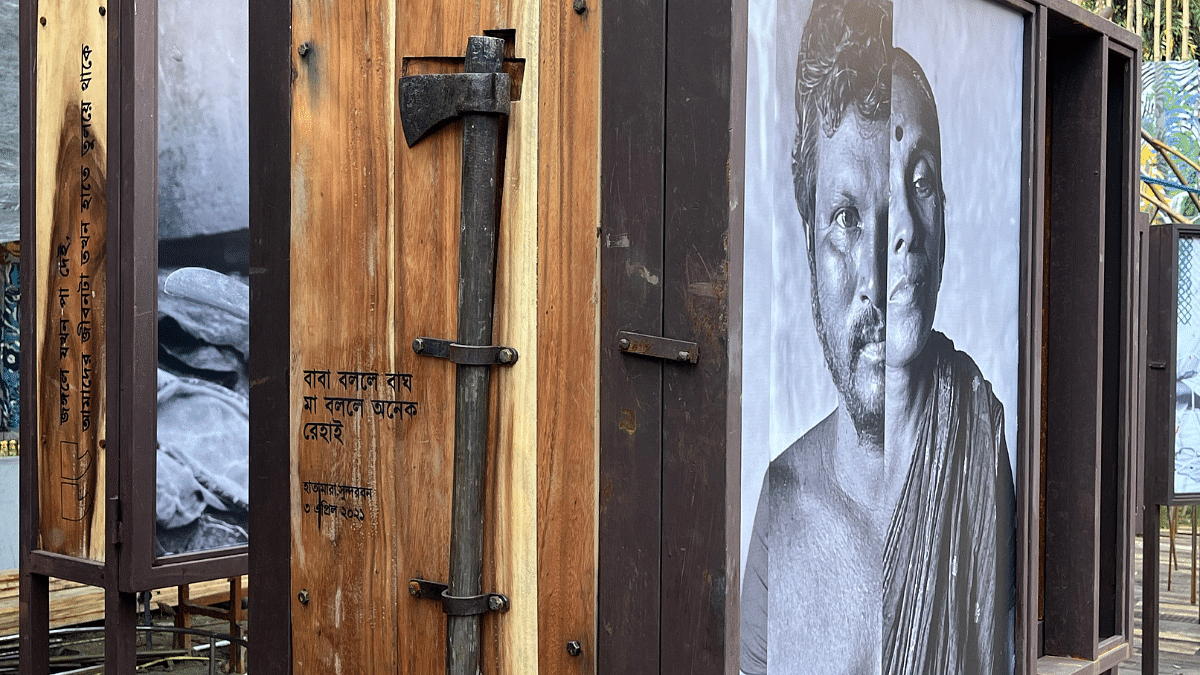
{"left": 154, "top": 0, "right": 249, "bottom": 557}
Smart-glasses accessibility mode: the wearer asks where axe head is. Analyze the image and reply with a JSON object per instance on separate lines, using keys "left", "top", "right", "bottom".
{"left": 399, "top": 72, "right": 512, "bottom": 147}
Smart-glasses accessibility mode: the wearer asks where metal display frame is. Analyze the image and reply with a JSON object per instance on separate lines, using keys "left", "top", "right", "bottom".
{"left": 18, "top": 0, "right": 248, "bottom": 671}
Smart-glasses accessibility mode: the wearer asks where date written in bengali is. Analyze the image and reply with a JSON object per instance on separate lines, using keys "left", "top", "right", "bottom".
{"left": 302, "top": 481, "right": 372, "bottom": 529}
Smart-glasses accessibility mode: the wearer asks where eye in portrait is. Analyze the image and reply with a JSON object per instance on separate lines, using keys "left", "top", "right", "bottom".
{"left": 739, "top": 0, "right": 1023, "bottom": 672}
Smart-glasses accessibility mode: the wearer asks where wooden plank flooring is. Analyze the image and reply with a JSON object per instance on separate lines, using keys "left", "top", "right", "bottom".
{"left": 0, "top": 572, "right": 246, "bottom": 637}
{"left": 1121, "top": 528, "right": 1200, "bottom": 674}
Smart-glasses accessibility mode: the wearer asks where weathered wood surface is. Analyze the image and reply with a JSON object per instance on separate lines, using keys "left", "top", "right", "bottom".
{"left": 34, "top": 0, "right": 108, "bottom": 562}
{"left": 288, "top": 0, "right": 398, "bottom": 671}
{"left": 536, "top": 0, "right": 599, "bottom": 672}
{"left": 0, "top": 573, "right": 245, "bottom": 636}
{"left": 597, "top": 0, "right": 666, "bottom": 671}
{"left": 289, "top": 0, "right": 544, "bottom": 672}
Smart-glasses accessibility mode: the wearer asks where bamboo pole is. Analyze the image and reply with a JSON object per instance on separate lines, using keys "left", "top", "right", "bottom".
{"left": 1140, "top": 0, "right": 1145, "bottom": 49}
{"left": 1186, "top": 0, "right": 1192, "bottom": 60}
{"left": 1157, "top": 0, "right": 1164, "bottom": 61}
{"left": 1169, "top": 0, "right": 1175, "bottom": 60}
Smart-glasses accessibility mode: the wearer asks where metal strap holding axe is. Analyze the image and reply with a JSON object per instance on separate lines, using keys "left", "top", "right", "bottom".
{"left": 399, "top": 32, "right": 518, "bottom": 675}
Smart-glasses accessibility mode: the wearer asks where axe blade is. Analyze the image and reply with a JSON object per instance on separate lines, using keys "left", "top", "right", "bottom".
{"left": 399, "top": 72, "right": 512, "bottom": 148}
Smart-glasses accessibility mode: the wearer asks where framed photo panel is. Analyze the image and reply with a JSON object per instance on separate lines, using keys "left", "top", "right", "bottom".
{"left": 739, "top": 0, "right": 1024, "bottom": 671}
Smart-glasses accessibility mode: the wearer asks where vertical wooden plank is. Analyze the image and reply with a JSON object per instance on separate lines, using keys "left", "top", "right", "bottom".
{"left": 33, "top": 0, "right": 108, "bottom": 562}
{"left": 1043, "top": 31, "right": 1106, "bottom": 661}
{"left": 247, "top": 0, "right": 292, "bottom": 668}
{"left": 492, "top": 4, "right": 540, "bottom": 674}
{"left": 394, "top": 5, "right": 460, "bottom": 671}
{"left": 661, "top": 0, "right": 731, "bottom": 672}
{"left": 536, "top": 0, "right": 599, "bottom": 671}
{"left": 393, "top": 3, "right": 538, "bottom": 675}
{"left": 289, "top": 0, "right": 398, "bottom": 670}
{"left": 598, "top": 0, "right": 666, "bottom": 673}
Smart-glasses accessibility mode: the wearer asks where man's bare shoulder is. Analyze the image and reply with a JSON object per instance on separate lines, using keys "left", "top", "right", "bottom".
{"left": 766, "top": 410, "right": 838, "bottom": 507}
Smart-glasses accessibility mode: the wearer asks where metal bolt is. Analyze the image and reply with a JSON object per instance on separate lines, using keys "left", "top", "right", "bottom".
{"left": 408, "top": 581, "right": 421, "bottom": 597}
{"left": 498, "top": 348, "right": 516, "bottom": 364}
{"left": 566, "top": 640, "right": 583, "bottom": 657}
{"left": 677, "top": 351, "right": 690, "bottom": 361}
{"left": 488, "top": 595, "right": 508, "bottom": 612}
{"left": 412, "top": 338, "right": 425, "bottom": 354}
{"left": 298, "top": 41, "right": 312, "bottom": 57}
{"left": 297, "top": 589, "right": 310, "bottom": 605}
{"left": 618, "top": 338, "right": 630, "bottom": 351}
{"left": 573, "top": 0, "right": 587, "bottom": 14}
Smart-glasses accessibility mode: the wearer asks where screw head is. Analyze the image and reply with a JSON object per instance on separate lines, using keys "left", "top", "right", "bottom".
{"left": 408, "top": 581, "right": 421, "bottom": 597}
{"left": 573, "top": 0, "right": 587, "bottom": 14}
{"left": 677, "top": 351, "right": 690, "bottom": 361}
{"left": 566, "top": 640, "right": 583, "bottom": 657}
{"left": 297, "top": 41, "right": 312, "bottom": 57}
{"left": 618, "top": 338, "right": 630, "bottom": 351}
{"left": 412, "top": 338, "right": 425, "bottom": 354}
{"left": 498, "top": 348, "right": 516, "bottom": 364}
{"left": 297, "top": 589, "right": 310, "bottom": 605}
{"left": 488, "top": 595, "right": 508, "bottom": 612}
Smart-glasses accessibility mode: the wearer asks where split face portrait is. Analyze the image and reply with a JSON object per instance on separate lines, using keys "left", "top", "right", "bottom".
{"left": 739, "top": 0, "right": 1023, "bottom": 672}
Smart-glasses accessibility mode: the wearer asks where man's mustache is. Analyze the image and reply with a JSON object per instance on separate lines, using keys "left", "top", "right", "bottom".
{"left": 849, "top": 308, "right": 885, "bottom": 355}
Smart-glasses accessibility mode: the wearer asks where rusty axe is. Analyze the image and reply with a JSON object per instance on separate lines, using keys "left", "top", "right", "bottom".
{"left": 398, "top": 33, "right": 516, "bottom": 675}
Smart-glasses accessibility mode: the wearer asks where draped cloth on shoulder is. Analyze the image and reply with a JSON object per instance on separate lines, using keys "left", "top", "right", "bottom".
{"left": 883, "top": 331, "right": 1016, "bottom": 675}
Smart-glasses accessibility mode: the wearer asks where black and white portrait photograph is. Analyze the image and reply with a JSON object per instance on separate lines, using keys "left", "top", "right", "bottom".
{"left": 153, "top": 0, "right": 250, "bottom": 556}
{"left": 739, "top": 0, "right": 1023, "bottom": 671}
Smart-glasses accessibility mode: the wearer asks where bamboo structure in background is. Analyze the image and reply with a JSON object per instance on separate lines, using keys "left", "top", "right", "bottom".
{"left": 1157, "top": 0, "right": 1163, "bottom": 60}
{"left": 1185, "top": 0, "right": 1192, "bottom": 59}
{"left": 1168, "top": 0, "right": 1174, "bottom": 60}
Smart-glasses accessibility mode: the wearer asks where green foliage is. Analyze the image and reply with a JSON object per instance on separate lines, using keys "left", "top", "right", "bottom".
{"left": 1080, "top": 0, "right": 1200, "bottom": 62}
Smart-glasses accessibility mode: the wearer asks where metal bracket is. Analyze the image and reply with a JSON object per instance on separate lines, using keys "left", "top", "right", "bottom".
{"left": 408, "top": 579, "right": 510, "bottom": 615}
{"left": 412, "top": 337, "right": 518, "bottom": 366}
{"left": 617, "top": 330, "right": 699, "bottom": 364}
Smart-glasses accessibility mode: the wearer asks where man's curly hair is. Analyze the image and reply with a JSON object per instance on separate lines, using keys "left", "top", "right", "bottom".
{"left": 792, "top": 0, "right": 893, "bottom": 230}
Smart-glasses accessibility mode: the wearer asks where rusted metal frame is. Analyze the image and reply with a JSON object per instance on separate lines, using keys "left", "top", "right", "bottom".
{"left": 660, "top": 0, "right": 732, "bottom": 671}
{"left": 597, "top": 0, "right": 667, "bottom": 670}
{"left": 1018, "top": 3, "right": 1047, "bottom": 672}
{"left": 1042, "top": 28, "right": 1107, "bottom": 661}
{"left": 17, "top": 0, "right": 49, "bottom": 669}
{"left": 246, "top": 0, "right": 291, "bottom": 669}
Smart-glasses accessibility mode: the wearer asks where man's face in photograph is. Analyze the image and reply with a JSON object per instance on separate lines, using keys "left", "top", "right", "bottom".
{"left": 886, "top": 64, "right": 945, "bottom": 369}
{"left": 810, "top": 107, "right": 889, "bottom": 437}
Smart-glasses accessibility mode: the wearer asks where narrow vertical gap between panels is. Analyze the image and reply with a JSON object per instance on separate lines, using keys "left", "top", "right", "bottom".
{"left": 658, "top": 0, "right": 669, "bottom": 669}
